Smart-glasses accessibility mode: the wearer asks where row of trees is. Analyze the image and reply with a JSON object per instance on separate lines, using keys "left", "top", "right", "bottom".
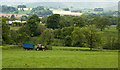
{"left": 53, "top": 25, "right": 101, "bottom": 50}
{"left": 46, "top": 14, "right": 113, "bottom": 31}
{"left": 17, "top": 5, "right": 26, "bottom": 8}
{"left": 2, "top": 14, "right": 120, "bottom": 50}
{"left": 1, "top": 5, "right": 17, "bottom": 13}
{"left": 1, "top": 5, "right": 53, "bottom": 17}
{"left": 31, "top": 6, "right": 53, "bottom": 16}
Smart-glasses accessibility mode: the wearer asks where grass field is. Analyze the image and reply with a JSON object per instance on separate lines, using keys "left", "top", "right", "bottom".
{"left": 2, "top": 47, "right": 118, "bottom": 68}
{"left": 50, "top": 9, "right": 82, "bottom": 16}
{"left": 10, "top": 26, "right": 21, "bottom": 31}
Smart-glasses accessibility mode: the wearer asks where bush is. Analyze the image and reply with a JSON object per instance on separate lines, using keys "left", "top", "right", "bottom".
{"left": 103, "top": 35, "right": 119, "bottom": 50}
{"left": 2, "top": 45, "right": 19, "bottom": 50}
{"left": 51, "top": 39, "right": 65, "bottom": 46}
{"left": 45, "top": 45, "right": 52, "bottom": 50}
{"left": 18, "top": 43, "right": 23, "bottom": 47}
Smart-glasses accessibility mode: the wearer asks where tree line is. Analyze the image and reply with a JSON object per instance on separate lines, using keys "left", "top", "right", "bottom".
{"left": 1, "top": 5, "right": 53, "bottom": 17}
{"left": 2, "top": 14, "right": 120, "bottom": 50}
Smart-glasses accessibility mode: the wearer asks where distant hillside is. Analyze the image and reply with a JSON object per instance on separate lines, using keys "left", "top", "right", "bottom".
{"left": 0, "top": 2, "right": 118, "bottom": 10}
{"left": 26, "top": 2, "right": 118, "bottom": 10}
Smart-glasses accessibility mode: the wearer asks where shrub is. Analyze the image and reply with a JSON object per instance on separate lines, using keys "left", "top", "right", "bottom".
{"left": 45, "top": 45, "right": 52, "bottom": 50}
{"left": 18, "top": 43, "right": 23, "bottom": 47}
{"left": 51, "top": 39, "right": 65, "bottom": 46}
{"left": 103, "top": 35, "right": 119, "bottom": 50}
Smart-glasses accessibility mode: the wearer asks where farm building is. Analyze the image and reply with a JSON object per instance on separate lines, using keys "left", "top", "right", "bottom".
{"left": 7, "top": 20, "right": 26, "bottom": 26}
{"left": 18, "top": 8, "right": 32, "bottom": 11}
{"left": 8, "top": 20, "right": 26, "bottom": 24}
{"left": 6, "top": 20, "right": 27, "bottom": 26}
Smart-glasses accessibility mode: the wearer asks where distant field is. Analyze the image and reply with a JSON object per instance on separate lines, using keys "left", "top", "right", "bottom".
{"left": 2, "top": 47, "right": 118, "bottom": 68}
{"left": 18, "top": 10, "right": 31, "bottom": 14}
{"left": 10, "top": 26, "right": 21, "bottom": 31}
{"left": 50, "top": 9, "right": 82, "bottom": 16}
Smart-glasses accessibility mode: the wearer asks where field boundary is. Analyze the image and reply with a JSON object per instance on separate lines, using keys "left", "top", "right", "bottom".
{"left": 1, "top": 68, "right": 118, "bottom": 70}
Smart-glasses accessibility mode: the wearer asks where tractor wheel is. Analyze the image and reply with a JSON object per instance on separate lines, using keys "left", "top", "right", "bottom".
{"left": 36, "top": 48, "right": 39, "bottom": 51}
{"left": 42, "top": 49, "right": 45, "bottom": 51}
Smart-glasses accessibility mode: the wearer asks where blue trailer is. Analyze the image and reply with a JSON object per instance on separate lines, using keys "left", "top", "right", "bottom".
{"left": 23, "top": 44, "right": 35, "bottom": 50}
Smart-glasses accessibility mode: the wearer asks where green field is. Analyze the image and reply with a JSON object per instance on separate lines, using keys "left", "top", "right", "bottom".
{"left": 10, "top": 26, "right": 21, "bottom": 31}
{"left": 2, "top": 47, "right": 118, "bottom": 68}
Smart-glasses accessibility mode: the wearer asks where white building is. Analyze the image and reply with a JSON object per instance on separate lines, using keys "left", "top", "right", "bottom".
{"left": 8, "top": 20, "right": 27, "bottom": 24}
{"left": 18, "top": 8, "right": 32, "bottom": 11}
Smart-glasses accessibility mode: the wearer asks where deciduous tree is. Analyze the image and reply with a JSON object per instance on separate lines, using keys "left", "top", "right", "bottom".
{"left": 46, "top": 14, "right": 60, "bottom": 29}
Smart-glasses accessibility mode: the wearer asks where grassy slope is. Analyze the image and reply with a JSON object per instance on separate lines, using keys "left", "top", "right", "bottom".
{"left": 18, "top": 10, "right": 31, "bottom": 14}
{"left": 10, "top": 26, "right": 21, "bottom": 31}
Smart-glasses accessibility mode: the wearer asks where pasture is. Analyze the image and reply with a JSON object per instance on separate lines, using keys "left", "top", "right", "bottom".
{"left": 2, "top": 47, "right": 118, "bottom": 68}
{"left": 50, "top": 9, "right": 82, "bottom": 16}
{"left": 10, "top": 26, "right": 21, "bottom": 31}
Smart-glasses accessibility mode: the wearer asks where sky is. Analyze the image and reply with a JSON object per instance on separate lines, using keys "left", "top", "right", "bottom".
{"left": 0, "top": 0, "right": 120, "bottom": 2}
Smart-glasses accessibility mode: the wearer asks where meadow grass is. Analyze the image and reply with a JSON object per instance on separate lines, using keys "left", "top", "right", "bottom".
{"left": 18, "top": 10, "right": 31, "bottom": 14}
{"left": 10, "top": 26, "right": 21, "bottom": 31}
{"left": 2, "top": 47, "right": 118, "bottom": 68}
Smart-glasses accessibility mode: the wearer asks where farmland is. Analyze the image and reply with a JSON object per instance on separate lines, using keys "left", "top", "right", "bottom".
{"left": 50, "top": 9, "right": 82, "bottom": 16}
{"left": 2, "top": 47, "right": 118, "bottom": 68}
{"left": 2, "top": 24, "right": 119, "bottom": 68}
{"left": 10, "top": 26, "right": 21, "bottom": 31}
{"left": 1, "top": 2, "right": 120, "bottom": 69}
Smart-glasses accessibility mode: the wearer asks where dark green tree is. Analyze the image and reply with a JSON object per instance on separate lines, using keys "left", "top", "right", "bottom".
{"left": 59, "top": 16, "right": 73, "bottom": 28}
{"left": 61, "top": 26, "right": 74, "bottom": 46}
{"left": 40, "top": 29, "right": 54, "bottom": 45}
{"left": 2, "top": 18, "right": 12, "bottom": 44}
{"left": 31, "top": 6, "right": 53, "bottom": 16}
{"left": 10, "top": 30, "right": 18, "bottom": 44}
{"left": 41, "top": 16, "right": 47, "bottom": 23}
{"left": 53, "top": 29, "right": 62, "bottom": 39}
{"left": 72, "top": 27, "right": 85, "bottom": 47}
{"left": 93, "top": 16, "right": 111, "bottom": 31}
{"left": 16, "top": 32, "right": 30, "bottom": 44}
{"left": 80, "top": 25, "right": 101, "bottom": 51}
{"left": 17, "top": 5, "right": 26, "bottom": 8}
{"left": 72, "top": 17, "right": 86, "bottom": 27}
{"left": 46, "top": 14, "right": 60, "bottom": 29}
{"left": 117, "top": 22, "right": 120, "bottom": 49}
{"left": 35, "top": 24, "right": 47, "bottom": 36}
{"left": 2, "top": 5, "right": 17, "bottom": 13}
{"left": 63, "top": 8, "right": 69, "bottom": 11}
{"left": 21, "top": 16, "right": 27, "bottom": 21}
{"left": 103, "top": 34, "right": 118, "bottom": 50}
{"left": 10, "top": 15, "right": 15, "bottom": 21}
{"left": 26, "top": 14, "right": 40, "bottom": 36}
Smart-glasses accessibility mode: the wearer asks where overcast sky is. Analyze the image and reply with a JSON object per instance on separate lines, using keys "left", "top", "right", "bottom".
{"left": 0, "top": 0, "right": 120, "bottom": 2}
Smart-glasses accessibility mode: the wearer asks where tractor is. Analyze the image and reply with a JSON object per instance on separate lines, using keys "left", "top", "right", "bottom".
{"left": 36, "top": 44, "right": 45, "bottom": 51}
